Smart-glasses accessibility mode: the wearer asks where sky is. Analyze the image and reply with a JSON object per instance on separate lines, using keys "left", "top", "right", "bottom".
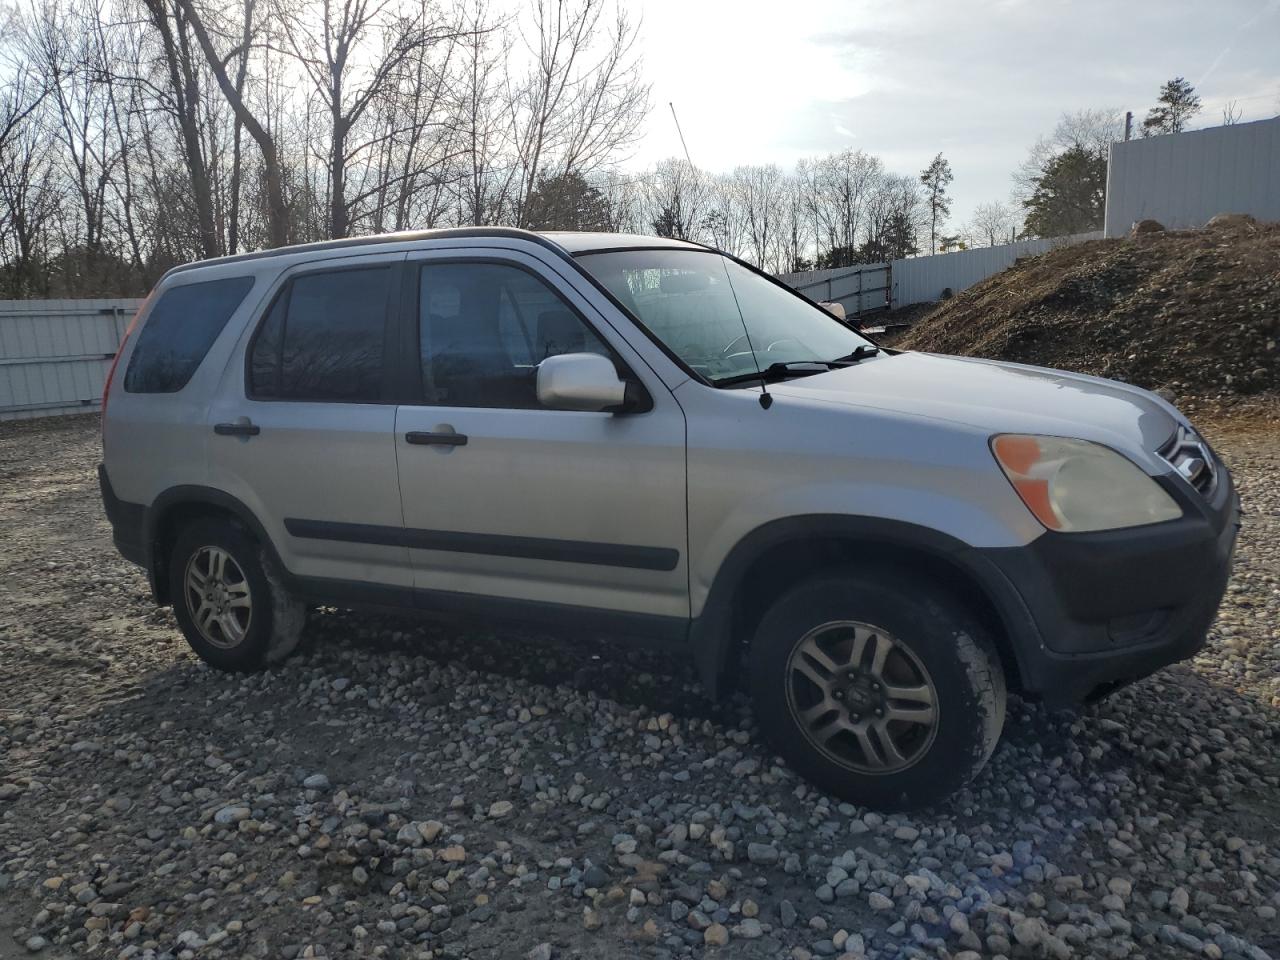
{"left": 614, "top": 0, "right": 1280, "bottom": 227}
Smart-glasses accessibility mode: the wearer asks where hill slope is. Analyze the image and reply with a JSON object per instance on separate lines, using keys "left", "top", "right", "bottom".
{"left": 896, "top": 220, "right": 1280, "bottom": 404}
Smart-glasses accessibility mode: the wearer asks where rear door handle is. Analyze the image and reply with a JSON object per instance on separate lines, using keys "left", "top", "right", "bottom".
{"left": 214, "top": 421, "right": 260, "bottom": 437}
{"left": 405, "top": 431, "right": 467, "bottom": 447}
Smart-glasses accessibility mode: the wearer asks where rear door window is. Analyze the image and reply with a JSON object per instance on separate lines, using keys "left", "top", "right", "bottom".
{"left": 248, "top": 266, "right": 393, "bottom": 403}
{"left": 124, "top": 276, "right": 254, "bottom": 393}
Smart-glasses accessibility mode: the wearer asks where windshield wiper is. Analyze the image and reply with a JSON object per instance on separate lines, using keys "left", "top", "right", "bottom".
{"left": 831, "top": 345, "right": 880, "bottom": 363}
{"left": 713, "top": 346, "right": 882, "bottom": 388}
{"left": 713, "top": 361, "right": 834, "bottom": 388}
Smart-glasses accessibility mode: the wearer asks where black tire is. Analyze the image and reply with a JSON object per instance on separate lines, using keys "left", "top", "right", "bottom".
{"left": 749, "top": 567, "right": 1006, "bottom": 810}
{"left": 168, "top": 518, "right": 305, "bottom": 671}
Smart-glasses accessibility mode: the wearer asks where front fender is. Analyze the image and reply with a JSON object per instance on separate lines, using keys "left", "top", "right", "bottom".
{"left": 690, "top": 478, "right": 1040, "bottom": 618}
{"left": 688, "top": 512, "right": 1044, "bottom": 700}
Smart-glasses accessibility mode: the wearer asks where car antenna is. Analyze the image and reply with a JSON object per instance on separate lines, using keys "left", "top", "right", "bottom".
{"left": 719, "top": 258, "right": 773, "bottom": 409}
{"left": 671, "top": 102, "right": 772, "bottom": 409}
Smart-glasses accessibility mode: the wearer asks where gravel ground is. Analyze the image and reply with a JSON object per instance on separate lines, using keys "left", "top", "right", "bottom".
{"left": 1, "top": 413, "right": 1277, "bottom": 960}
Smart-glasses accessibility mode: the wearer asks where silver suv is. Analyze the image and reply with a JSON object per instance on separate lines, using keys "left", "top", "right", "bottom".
{"left": 99, "top": 228, "right": 1239, "bottom": 808}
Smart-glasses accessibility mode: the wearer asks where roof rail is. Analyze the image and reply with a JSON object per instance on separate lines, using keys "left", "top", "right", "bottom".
{"left": 163, "top": 226, "right": 570, "bottom": 278}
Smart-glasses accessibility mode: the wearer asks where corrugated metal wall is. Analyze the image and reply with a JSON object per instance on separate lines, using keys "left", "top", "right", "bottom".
{"left": 1104, "top": 116, "right": 1280, "bottom": 237}
{"left": 889, "top": 233, "right": 1101, "bottom": 308}
{"left": 776, "top": 263, "right": 890, "bottom": 316}
{"left": 0, "top": 298, "right": 141, "bottom": 421}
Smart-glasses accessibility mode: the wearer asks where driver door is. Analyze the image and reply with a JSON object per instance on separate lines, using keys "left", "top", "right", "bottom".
{"left": 393, "top": 249, "right": 691, "bottom": 623}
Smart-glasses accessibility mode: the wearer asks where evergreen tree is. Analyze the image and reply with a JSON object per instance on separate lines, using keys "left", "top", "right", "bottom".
{"left": 523, "top": 172, "right": 612, "bottom": 232}
{"left": 1142, "top": 77, "right": 1202, "bottom": 136}
{"left": 1021, "top": 145, "right": 1106, "bottom": 237}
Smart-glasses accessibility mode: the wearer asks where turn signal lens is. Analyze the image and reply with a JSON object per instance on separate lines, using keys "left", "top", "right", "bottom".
{"left": 991, "top": 435, "right": 1182, "bottom": 533}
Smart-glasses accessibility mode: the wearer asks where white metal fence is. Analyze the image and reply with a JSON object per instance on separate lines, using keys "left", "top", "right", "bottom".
{"left": 1104, "top": 116, "right": 1280, "bottom": 238}
{"left": 0, "top": 298, "right": 141, "bottom": 421}
{"left": 889, "top": 233, "right": 1101, "bottom": 308}
{"left": 775, "top": 263, "right": 890, "bottom": 316}
{"left": 779, "top": 233, "right": 1101, "bottom": 312}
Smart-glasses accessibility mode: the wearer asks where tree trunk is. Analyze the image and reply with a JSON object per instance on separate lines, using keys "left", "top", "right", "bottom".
{"left": 329, "top": 117, "right": 347, "bottom": 238}
{"left": 144, "top": 0, "right": 218, "bottom": 258}
{"left": 178, "top": 0, "right": 289, "bottom": 248}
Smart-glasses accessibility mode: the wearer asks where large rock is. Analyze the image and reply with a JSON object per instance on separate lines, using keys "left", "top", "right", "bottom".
{"left": 1129, "top": 219, "right": 1165, "bottom": 237}
{"left": 1205, "top": 212, "right": 1257, "bottom": 231}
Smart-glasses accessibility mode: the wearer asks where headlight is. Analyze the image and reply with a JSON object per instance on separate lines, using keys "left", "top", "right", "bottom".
{"left": 991, "top": 435, "right": 1182, "bottom": 532}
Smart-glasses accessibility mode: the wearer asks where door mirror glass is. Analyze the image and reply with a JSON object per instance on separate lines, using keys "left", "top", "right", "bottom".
{"left": 537, "top": 353, "right": 628, "bottom": 412}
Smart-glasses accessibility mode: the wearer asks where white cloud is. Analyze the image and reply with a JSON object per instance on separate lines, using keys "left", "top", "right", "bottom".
{"left": 610, "top": 0, "right": 1280, "bottom": 224}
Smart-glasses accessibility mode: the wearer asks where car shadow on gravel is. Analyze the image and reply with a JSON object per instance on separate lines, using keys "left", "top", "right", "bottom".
{"left": 302, "top": 607, "right": 735, "bottom": 725}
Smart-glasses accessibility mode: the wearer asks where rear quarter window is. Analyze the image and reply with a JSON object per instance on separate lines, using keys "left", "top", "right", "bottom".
{"left": 124, "top": 276, "right": 255, "bottom": 393}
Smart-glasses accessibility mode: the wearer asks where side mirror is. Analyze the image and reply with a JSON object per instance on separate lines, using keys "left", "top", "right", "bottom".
{"left": 537, "top": 353, "right": 630, "bottom": 412}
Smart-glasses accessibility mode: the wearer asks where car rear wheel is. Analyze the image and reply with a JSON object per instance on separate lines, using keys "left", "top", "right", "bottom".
{"left": 750, "top": 568, "right": 1006, "bottom": 809}
{"left": 169, "top": 518, "right": 305, "bottom": 671}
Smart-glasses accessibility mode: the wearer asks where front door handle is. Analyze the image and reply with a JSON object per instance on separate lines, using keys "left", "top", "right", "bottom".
{"left": 405, "top": 430, "right": 467, "bottom": 447}
{"left": 214, "top": 420, "right": 260, "bottom": 437}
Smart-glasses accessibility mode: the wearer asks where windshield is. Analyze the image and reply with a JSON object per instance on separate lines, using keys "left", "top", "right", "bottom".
{"left": 575, "top": 249, "right": 874, "bottom": 384}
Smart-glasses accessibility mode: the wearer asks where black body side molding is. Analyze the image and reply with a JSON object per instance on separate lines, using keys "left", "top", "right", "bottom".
{"left": 283, "top": 518, "right": 680, "bottom": 572}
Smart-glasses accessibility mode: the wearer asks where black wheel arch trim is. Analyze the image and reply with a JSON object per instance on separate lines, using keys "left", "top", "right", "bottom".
{"left": 144, "top": 485, "right": 288, "bottom": 605}
{"left": 689, "top": 514, "right": 1042, "bottom": 699}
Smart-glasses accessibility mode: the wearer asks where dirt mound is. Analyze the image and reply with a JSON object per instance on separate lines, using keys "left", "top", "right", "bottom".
{"left": 897, "top": 220, "right": 1280, "bottom": 405}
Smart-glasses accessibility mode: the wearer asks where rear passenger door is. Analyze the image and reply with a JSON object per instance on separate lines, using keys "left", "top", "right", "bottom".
{"left": 394, "top": 249, "right": 689, "bottom": 622}
{"left": 208, "top": 253, "right": 412, "bottom": 593}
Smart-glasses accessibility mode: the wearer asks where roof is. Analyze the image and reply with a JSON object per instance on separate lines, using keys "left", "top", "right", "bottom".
{"left": 164, "top": 227, "right": 703, "bottom": 278}
{"left": 539, "top": 232, "right": 703, "bottom": 254}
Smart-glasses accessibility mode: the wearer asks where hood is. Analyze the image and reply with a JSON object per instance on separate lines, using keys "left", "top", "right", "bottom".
{"left": 768, "top": 352, "right": 1180, "bottom": 456}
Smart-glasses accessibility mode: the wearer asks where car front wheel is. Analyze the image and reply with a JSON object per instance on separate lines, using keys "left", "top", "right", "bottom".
{"left": 750, "top": 568, "right": 1006, "bottom": 809}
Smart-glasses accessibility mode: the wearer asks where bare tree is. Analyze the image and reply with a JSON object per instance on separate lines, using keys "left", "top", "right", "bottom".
{"left": 138, "top": 0, "right": 219, "bottom": 257}
{"left": 24, "top": 0, "right": 117, "bottom": 259}
{"left": 367, "top": 21, "right": 462, "bottom": 232}
{"left": 863, "top": 174, "right": 924, "bottom": 262}
{"left": 700, "top": 172, "right": 744, "bottom": 257}
{"left": 1222, "top": 100, "right": 1241, "bottom": 125}
{"left": 176, "top": 0, "right": 289, "bottom": 247}
{"left": 275, "top": 0, "right": 453, "bottom": 239}
{"left": 966, "top": 200, "right": 1019, "bottom": 246}
{"left": 777, "top": 177, "right": 810, "bottom": 272}
{"left": 644, "top": 158, "right": 706, "bottom": 240}
{"left": 809, "top": 149, "right": 881, "bottom": 263}
{"left": 508, "top": 0, "right": 649, "bottom": 227}
{"left": 5, "top": 0, "right": 1018, "bottom": 297}
{"left": 731, "top": 163, "right": 785, "bottom": 271}
{"left": 595, "top": 169, "right": 644, "bottom": 233}
{"left": 454, "top": 0, "right": 511, "bottom": 225}
{"left": 0, "top": 29, "right": 55, "bottom": 295}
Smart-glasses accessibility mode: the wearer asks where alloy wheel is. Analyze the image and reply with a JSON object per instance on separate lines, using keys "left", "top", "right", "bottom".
{"left": 784, "top": 620, "right": 938, "bottom": 774}
{"left": 184, "top": 546, "right": 253, "bottom": 650}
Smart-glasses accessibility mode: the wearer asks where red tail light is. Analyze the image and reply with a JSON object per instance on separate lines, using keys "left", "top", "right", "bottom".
{"left": 101, "top": 292, "right": 151, "bottom": 427}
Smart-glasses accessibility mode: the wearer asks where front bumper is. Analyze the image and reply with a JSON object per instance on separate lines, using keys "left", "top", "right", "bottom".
{"left": 972, "top": 464, "right": 1239, "bottom": 707}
